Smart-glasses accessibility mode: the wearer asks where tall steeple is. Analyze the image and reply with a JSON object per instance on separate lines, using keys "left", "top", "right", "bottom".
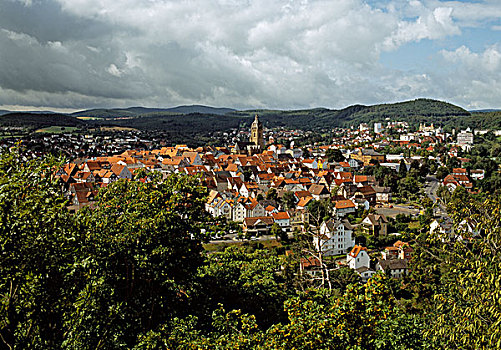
{"left": 250, "top": 114, "right": 264, "bottom": 149}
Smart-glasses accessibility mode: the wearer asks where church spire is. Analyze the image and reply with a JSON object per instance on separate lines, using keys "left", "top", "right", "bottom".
{"left": 250, "top": 114, "right": 264, "bottom": 149}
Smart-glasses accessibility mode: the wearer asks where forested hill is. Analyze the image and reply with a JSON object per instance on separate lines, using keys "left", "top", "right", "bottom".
{"left": 72, "top": 105, "right": 236, "bottom": 119}
{"left": 0, "top": 112, "right": 85, "bottom": 128}
{"left": 98, "top": 98, "right": 473, "bottom": 132}
{"left": 2, "top": 99, "right": 499, "bottom": 133}
{"left": 229, "top": 98, "right": 471, "bottom": 129}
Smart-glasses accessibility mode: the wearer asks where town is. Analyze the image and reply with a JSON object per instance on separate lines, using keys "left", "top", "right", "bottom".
{"left": 3, "top": 112, "right": 498, "bottom": 289}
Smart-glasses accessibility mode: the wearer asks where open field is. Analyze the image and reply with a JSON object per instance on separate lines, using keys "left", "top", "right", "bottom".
{"left": 35, "top": 126, "right": 79, "bottom": 133}
{"left": 99, "top": 126, "right": 139, "bottom": 132}
{"left": 375, "top": 204, "right": 420, "bottom": 218}
{"left": 76, "top": 116, "right": 101, "bottom": 120}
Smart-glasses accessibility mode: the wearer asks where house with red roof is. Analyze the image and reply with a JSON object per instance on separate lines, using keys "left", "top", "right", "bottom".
{"left": 272, "top": 211, "right": 291, "bottom": 231}
{"left": 243, "top": 216, "right": 274, "bottom": 236}
{"left": 347, "top": 245, "right": 369, "bottom": 269}
{"left": 334, "top": 199, "right": 356, "bottom": 217}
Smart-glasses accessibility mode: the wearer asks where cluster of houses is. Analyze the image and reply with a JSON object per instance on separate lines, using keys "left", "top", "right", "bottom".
{"left": 56, "top": 142, "right": 396, "bottom": 233}
{"left": 443, "top": 167, "right": 483, "bottom": 191}
{"left": 51, "top": 117, "right": 494, "bottom": 286}
{"left": 300, "top": 239, "right": 414, "bottom": 284}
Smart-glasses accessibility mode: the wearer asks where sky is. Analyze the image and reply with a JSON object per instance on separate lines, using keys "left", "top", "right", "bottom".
{"left": 0, "top": 0, "right": 500, "bottom": 112}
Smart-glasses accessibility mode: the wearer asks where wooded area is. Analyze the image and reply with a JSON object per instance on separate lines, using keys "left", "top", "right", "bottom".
{"left": 1, "top": 148, "right": 500, "bottom": 349}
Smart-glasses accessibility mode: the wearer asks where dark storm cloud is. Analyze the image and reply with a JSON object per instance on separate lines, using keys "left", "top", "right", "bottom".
{"left": 0, "top": 0, "right": 500, "bottom": 110}
{"left": 0, "top": 0, "right": 115, "bottom": 43}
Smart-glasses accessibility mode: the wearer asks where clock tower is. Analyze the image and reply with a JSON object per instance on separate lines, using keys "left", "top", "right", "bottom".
{"left": 250, "top": 114, "right": 264, "bottom": 149}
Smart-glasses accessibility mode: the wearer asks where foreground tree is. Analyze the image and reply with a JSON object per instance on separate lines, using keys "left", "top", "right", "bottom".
{"left": 194, "top": 247, "right": 293, "bottom": 329}
{"left": 63, "top": 172, "right": 211, "bottom": 349}
{"left": 325, "top": 148, "right": 345, "bottom": 163}
{"left": 424, "top": 193, "right": 501, "bottom": 348}
{"left": 0, "top": 149, "right": 78, "bottom": 349}
{"left": 145, "top": 274, "right": 428, "bottom": 350}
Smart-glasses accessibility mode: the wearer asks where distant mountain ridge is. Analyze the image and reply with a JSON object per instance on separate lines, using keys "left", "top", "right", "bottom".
{"left": 469, "top": 109, "right": 501, "bottom": 113}
{"left": 72, "top": 105, "right": 237, "bottom": 118}
{"left": 2, "top": 99, "right": 500, "bottom": 136}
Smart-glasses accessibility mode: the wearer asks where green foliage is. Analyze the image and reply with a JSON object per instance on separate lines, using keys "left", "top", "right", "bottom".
{"left": 407, "top": 188, "right": 501, "bottom": 348}
{"left": 372, "top": 164, "right": 398, "bottom": 191}
{"left": 424, "top": 193, "right": 501, "bottom": 349}
{"left": 2, "top": 149, "right": 501, "bottom": 349}
{"left": 64, "top": 174, "right": 210, "bottom": 349}
{"left": 329, "top": 267, "right": 360, "bottom": 292}
{"left": 270, "top": 223, "right": 287, "bottom": 242}
{"left": 398, "top": 159, "right": 407, "bottom": 178}
{"left": 266, "top": 274, "right": 427, "bottom": 349}
{"left": 325, "top": 148, "right": 345, "bottom": 162}
{"left": 0, "top": 149, "right": 214, "bottom": 349}
{"left": 306, "top": 199, "right": 333, "bottom": 226}
{"left": 139, "top": 274, "right": 429, "bottom": 349}
{"left": 195, "top": 247, "right": 292, "bottom": 329}
{"left": 0, "top": 113, "right": 85, "bottom": 129}
{"left": 398, "top": 175, "right": 420, "bottom": 201}
{"left": 0, "top": 149, "right": 77, "bottom": 348}
{"left": 436, "top": 166, "right": 449, "bottom": 180}
{"left": 266, "top": 188, "right": 278, "bottom": 201}
{"left": 280, "top": 191, "right": 296, "bottom": 210}
{"left": 137, "top": 308, "right": 265, "bottom": 350}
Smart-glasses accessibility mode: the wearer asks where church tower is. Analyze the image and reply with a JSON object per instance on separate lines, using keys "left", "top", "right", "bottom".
{"left": 250, "top": 114, "right": 264, "bottom": 149}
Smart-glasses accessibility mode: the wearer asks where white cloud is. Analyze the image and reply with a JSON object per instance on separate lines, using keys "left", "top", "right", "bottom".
{"left": 107, "top": 64, "right": 123, "bottom": 77}
{"left": 0, "top": 0, "right": 500, "bottom": 109}
{"left": 439, "top": 45, "right": 501, "bottom": 108}
{"left": 442, "top": 45, "right": 501, "bottom": 72}
{"left": 383, "top": 6, "right": 460, "bottom": 50}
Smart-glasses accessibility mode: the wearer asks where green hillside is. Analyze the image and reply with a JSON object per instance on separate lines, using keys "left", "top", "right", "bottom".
{"left": 229, "top": 99, "right": 471, "bottom": 129}
{"left": 72, "top": 105, "right": 237, "bottom": 119}
{"left": 101, "top": 113, "right": 243, "bottom": 131}
{"left": 2, "top": 99, "right": 498, "bottom": 136}
{"left": 0, "top": 113, "right": 85, "bottom": 129}
{"left": 72, "top": 108, "right": 139, "bottom": 119}
{"left": 81, "top": 99, "right": 484, "bottom": 136}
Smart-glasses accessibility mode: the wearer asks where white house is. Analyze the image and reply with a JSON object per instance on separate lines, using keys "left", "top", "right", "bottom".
{"left": 286, "top": 148, "right": 303, "bottom": 158}
{"left": 470, "top": 169, "right": 485, "bottom": 180}
{"left": 346, "top": 245, "right": 377, "bottom": 282}
{"left": 348, "top": 158, "right": 361, "bottom": 169}
{"left": 209, "top": 199, "right": 232, "bottom": 220}
{"left": 376, "top": 258, "right": 408, "bottom": 278}
{"left": 373, "top": 186, "right": 392, "bottom": 203}
{"left": 182, "top": 151, "right": 204, "bottom": 166}
{"left": 272, "top": 211, "right": 291, "bottom": 231}
{"left": 241, "top": 198, "right": 266, "bottom": 218}
{"left": 430, "top": 219, "right": 454, "bottom": 241}
{"left": 334, "top": 199, "right": 356, "bottom": 217}
{"left": 346, "top": 245, "right": 370, "bottom": 269}
{"left": 314, "top": 219, "right": 355, "bottom": 256}
{"left": 110, "top": 164, "right": 133, "bottom": 180}
{"left": 232, "top": 201, "right": 247, "bottom": 222}
{"left": 355, "top": 266, "right": 377, "bottom": 283}
{"left": 302, "top": 159, "right": 318, "bottom": 169}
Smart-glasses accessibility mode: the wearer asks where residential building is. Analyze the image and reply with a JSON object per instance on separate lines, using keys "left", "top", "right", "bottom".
{"left": 313, "top": 219, "right": 355, "bottom": 256}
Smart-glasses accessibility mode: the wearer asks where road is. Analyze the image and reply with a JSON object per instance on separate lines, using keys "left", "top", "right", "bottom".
{"left": 424, "top": 175, "right": 448, "bottom": 217}
{"left": 424, "top": 176, "right": 440, "bottom": 203}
